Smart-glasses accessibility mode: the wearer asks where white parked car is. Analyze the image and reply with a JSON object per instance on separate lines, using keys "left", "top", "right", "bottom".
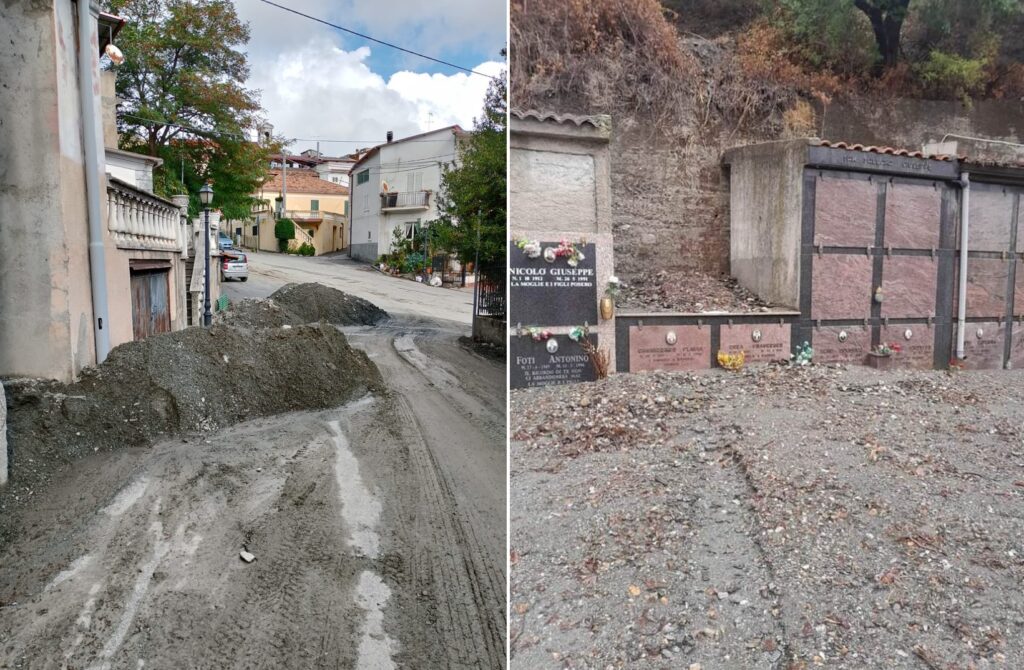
{"left": 221, "top": 251, "right": 248, "bottom": 282}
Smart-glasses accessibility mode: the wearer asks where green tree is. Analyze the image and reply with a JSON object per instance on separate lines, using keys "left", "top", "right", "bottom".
{"left": 274, "top": 218, "right": 295, "bottom": 252}
{"left": 105, "top": 0, "right": 269, "bottom": 218}
{"left": 852, "top": 0, "right": 912, "bottom": 70}
{"left": 428, "top": 69, "right": 507, "bottom": 270}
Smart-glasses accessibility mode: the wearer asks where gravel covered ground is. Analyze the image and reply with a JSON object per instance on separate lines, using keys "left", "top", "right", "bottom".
{"left": 618, "top": 271, "right": 784, "bottom": 313}
{"left": 511, "top": 366, "right": 1024, "bottom": 669}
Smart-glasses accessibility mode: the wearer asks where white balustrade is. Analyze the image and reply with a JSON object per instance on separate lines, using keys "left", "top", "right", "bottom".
{"left": 106, "top": 180, "right": 182, "bottom": 252}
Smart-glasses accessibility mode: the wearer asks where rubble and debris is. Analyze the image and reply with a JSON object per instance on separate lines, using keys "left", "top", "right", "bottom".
{"left": 618, "top": 270, "right": 785, "bottom": 313}
{"left": 1, "top": 298, "right": 384, "bottom": 541}
{"left": 219, "top": 283, "right": 388, "bottom": 329}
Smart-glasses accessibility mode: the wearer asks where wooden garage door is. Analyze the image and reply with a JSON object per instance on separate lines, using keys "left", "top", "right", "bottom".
{"left": 130, "top": 268, "right": 171, "bottom": 340}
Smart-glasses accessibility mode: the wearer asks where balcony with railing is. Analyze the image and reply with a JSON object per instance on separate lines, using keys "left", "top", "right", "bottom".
{"left": 106, "top": 177, "right": 184, "bottom": 252}
{"left": 284, "top": 209, "right": 347, "bottom": 225}
{"left": 380, "top": 190, "right": 430, "bottom": 212}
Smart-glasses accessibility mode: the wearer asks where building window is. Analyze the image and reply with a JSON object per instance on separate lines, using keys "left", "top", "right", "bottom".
{"left": 356, "top": 169, "right": 369, "bottom": 185}
{"left": 404, "top": 220, "right": 421, "bottom": 240}
{"left": 344, "top": 200, "right": 349, "bottom": 216}
{"left": 310, "top": 200, "right": 319, "bottom": 211}
{"left": 252, "top": 225, "right": 258, "bottom": 235}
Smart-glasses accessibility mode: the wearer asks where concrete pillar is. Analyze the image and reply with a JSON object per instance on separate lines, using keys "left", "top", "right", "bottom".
{"left": 1, "top": 381, "right": 7, "bottom": 487}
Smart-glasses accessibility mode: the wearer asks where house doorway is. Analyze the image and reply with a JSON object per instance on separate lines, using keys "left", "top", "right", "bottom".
{"left": 130, "top": 260, "right": 172, "bottom": 340}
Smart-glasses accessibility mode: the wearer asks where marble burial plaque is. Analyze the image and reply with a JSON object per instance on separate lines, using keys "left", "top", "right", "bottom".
{"left": 881, "top": 256, "right": 938, "bottom": 318}
{"left": 719, "top": 323, "right": 791, "bottom": 363}
{"left": 954, "top": 322, "right": 1005, "bottom": 370}
{"left": 811, "top": 254, "right": 873, "bottom": 321}
{"left": 510, "top": 334, "right": 597, "bottom": 389}
{"left": 956, "top": 258, "right": 1010, "bottom": 318}
{"left": 814, "top": 177, "right": 877, "bottom": 248}
{"left": 968, "top": 188, "right": 1014, "bottom": 253}
{"left": 509, "top": 242, "right": 597, "bottom": 326}
{"left": 1010, "top": 326, "right": 1024, "bottom": 369}
{"left": 1015, "top": 264, "right": 1024, "bottom": 316}
{"left": 884, "top": 182, "right": 941, "bottom": 250}
{"left": 629, "top": 325, "right": 710, "bottom": 372}
{"left": 880, "top": 324, "right": 935, "bottom": 369}
{"left": 813, "top": 326, "right": 870, "bottom": 365}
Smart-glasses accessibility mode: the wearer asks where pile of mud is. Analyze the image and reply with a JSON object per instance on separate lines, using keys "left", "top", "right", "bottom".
{"left": 2, "top": 323, "right": 382, "bottom": 495}
{"left": 220, "top": 283, "right": 388, "bottom": 328}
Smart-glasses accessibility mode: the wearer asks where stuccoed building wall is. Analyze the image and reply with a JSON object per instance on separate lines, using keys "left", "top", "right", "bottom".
{"left": 0, "top": 0, "right": 100, "bottom": 381}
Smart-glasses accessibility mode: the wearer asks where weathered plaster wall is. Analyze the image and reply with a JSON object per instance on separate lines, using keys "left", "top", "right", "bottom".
{"left": 0, "top": 0, "right": 97, "bottom": 382}
{"left": 510, "top": 115, "right": 617, "bottom": 368}
{"left": 723, "top": 139, "right": 807, "bottom": 308}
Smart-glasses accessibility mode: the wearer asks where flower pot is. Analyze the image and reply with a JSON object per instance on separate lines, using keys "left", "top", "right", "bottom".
{"left": 867, "top": 352, "right": 892, "bottom": 370}
{"left": 599, "top": 297, "right": 614, "bottom": 320}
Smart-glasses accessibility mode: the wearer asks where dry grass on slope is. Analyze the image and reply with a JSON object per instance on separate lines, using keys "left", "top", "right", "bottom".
{"left": 510, "top": 0, "right": 696, "bottom": 121}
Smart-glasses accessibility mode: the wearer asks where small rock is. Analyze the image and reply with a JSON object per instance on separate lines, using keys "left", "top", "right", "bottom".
{"left": 240, "top": 550, "right": 256, "bottom": 563}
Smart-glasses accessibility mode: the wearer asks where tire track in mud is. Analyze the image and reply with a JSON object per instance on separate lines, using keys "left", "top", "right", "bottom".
{"left": 199, "top": 434, "right": 362, "bottom": 670}
{"left": 390, "top": 392, "right": 506, "bottom": 669}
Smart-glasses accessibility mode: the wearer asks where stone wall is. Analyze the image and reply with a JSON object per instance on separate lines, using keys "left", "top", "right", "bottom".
{"left": 610, "top": 99, "right": 1024, "bottom": 286}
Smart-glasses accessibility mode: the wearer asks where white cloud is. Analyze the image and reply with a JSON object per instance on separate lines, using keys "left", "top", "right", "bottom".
{"left": 246, "top": 36, "right": 498, "bottom": 155}
{"left": 387, "top": 60, "right": 503, "bottom": 132}
{"left": 232, "top": 0, "right": 503, "bottom": 155}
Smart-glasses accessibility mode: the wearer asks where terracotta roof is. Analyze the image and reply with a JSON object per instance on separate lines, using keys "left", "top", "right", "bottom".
{"left": 349, "top": 125, "right": 463, "bottom": 173}
{"left": 816, "top": 139, "right": 962, "bottom": 162}
{"left": 511, "top": 109, "right": 608, "bottom": 127}
{"left": 261, "top": 169, "right": 349, "bottom": 195}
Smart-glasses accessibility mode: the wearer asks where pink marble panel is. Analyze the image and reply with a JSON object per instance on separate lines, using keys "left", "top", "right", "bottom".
{"left": 629, "top": 325, "right": 710, "bottom": 372}
{"left": 880, "top": 324, "right": 934, "bottom": 369}
{"left": 884, "top": 183, "right": 941, "bottom": 249}
{"left": 881, "top": 256, "right": 938, "bottom": 318}
{"left": 1015, "top": 263, "right": 1024, "bottom": 316}
{"left": 968, "top": 189, "right": 1013, "bottom": 253}
{"left": 814, "top": 177, "right": 877, "bottom": 247}
{"left": 1010, "top": 327, "right": 1024, "bottom": 369}
{"left": 953, "top": 322, "right": 1005, "bottom": 370}
{"left": 953, "top": 258, "right": 1011, "bottom": 318}
{"left": 719, "top": 324, "right": 791, "bottom": 364}
{"left": 811, "top": 254, "right": 873, "bottom": 321}
{"left": 813, "top": 326, "right": 870, "bottom": 366}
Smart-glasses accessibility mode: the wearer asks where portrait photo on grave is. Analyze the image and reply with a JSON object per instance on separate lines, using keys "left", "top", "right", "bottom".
{"left": 507, "top": 0, "right": 1024, "bottom": 668}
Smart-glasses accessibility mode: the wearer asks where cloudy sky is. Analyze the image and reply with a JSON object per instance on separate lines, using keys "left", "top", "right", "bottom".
{"left": 233, "top": 0, "right": 506, "bottom": 156}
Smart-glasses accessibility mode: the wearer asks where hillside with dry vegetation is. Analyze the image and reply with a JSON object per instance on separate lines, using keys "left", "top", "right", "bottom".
{"left": 511, "top": 0, "right": 1024, "bottom": 310}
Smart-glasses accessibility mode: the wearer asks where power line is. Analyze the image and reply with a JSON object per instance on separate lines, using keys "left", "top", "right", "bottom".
{"left": 258, "top": 0, "right": 497, "bottom": 80}
{"left": 119, "top": 112, "right": 249, "bottom": 141}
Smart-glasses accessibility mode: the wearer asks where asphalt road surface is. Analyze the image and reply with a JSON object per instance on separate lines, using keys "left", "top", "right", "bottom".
{"left": 0, "top": 255, "right": 506, "bottom": 668}
{"left": 223, "top": 250, "right": 475, "bottom": 325}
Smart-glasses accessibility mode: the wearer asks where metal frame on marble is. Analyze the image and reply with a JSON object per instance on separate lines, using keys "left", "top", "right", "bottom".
{"left": 800, "top": 168, "right": 960, "bottom": 369}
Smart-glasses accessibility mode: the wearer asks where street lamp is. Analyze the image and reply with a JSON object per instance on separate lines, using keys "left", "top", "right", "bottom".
{"left": 199, "top": 182, "right": 214, "bottom": 327}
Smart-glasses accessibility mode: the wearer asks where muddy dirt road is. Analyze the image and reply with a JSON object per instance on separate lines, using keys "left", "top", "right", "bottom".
{"left": 0, "top": 320, "right": 506, "bottom": 669}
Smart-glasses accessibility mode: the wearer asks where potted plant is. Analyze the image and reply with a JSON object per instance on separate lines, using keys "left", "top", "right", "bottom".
{"left": 868, "top": 342, "right": 901, "bottom": 370}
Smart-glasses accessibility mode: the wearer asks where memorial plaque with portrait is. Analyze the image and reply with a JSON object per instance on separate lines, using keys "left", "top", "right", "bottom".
{"left": 509, "top": 242, "right": 597, "bottom": 326}
{"left": 510, "top": 334, "right": 598, "bottom": 389}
